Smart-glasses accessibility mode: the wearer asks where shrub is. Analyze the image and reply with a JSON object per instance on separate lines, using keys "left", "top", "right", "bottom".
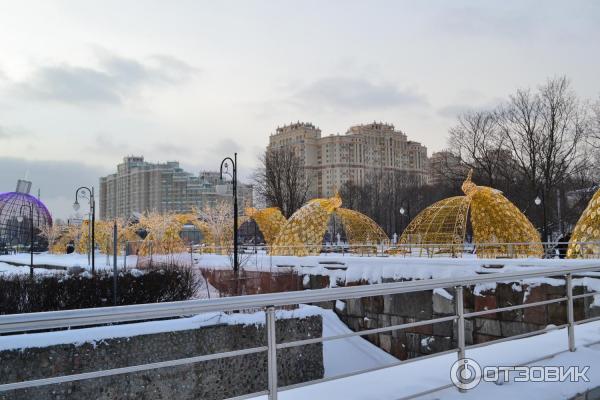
{"left": 0, "top": 262, "right": 199, "bottom": 314}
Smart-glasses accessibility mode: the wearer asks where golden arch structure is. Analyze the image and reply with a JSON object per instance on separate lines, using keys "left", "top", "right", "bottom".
{"left": 269, "top": 194, "right": 388, "bottom": 256}
{"left": 245, "top": 207, "right": 287, "bottom": 249}
{"left": 568, "top": 188, "right": 600, "bottom": 258}
{"left": 399, "top": 172, "right": 543, "bottom": 258}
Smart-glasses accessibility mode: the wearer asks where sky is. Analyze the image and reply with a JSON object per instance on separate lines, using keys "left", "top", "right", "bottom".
{"left": 1, "top": 0, "right": 599, "bottom": 219}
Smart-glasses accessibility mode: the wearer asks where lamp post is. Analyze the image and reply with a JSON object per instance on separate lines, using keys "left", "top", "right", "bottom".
{"left": 220, "top": 153, "right": 239, "bottom": 274}
{"left": 534, "top": 190, "right": 548, "bottom": 243}
{"left": 17, "top": 204, "right": 34, "bottom": 278}
{"left": 399, "top": 198, "right": 411, "bottom": 232}
{"left": 74, "top": 186, "right": 95, "bottom": 274}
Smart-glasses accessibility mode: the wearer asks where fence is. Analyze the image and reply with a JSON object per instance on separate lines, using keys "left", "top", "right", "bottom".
{"left": 1, "top": 263, "right": 600, "bottom": 399}
{"left": 92, "top": 240, "right": 600, "bottom": 271}
{"left": 187, "top": 240, "right": 599, "bottom": 259}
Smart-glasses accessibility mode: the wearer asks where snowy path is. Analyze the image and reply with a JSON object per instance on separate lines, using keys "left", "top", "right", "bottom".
{"left": 321, "top": 308, "right": 398, "bottom": 377}
{"left": 251, "top": 321, "right": 600, "bottom": 400}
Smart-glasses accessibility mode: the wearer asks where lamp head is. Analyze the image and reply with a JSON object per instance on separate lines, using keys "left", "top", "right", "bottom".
{"left": 73, "top": 201, "right": 80, "bottom": 211}
{"left": 399, "top": 207, "right": 405, "bottom": 215}
{"left": 534, "top": 196, "right": 542, "bottom": 206}
{"left": 16, "top": 215, "right": 23, "bottom": 223}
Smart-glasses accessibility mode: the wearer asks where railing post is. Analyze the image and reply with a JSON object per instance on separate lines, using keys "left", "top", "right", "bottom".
{"left": 455, "top": 285, "right": 466, "bottom": 393}
{"left": 566, "top": 273, "right": 576, "bottom": 352}
{"left": 266, "top": 306, "right": 278, "bottom": 399}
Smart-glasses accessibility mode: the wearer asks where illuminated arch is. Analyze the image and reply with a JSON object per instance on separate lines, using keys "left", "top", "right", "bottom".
{"left": 462, "top": 171, "right": 543, "bottom": 258}
{"left": 568, "top": 188, "right": 600, "bottom": 258}
{"left": 336, "top": 208, "right": 388, "bottom": 247}
{"left": 399, "top": 172, "right": 543, "bottom": 258}
{"left": 245, "top": 207, "right": 287, "bottom": 248}
{"left": 271, "top": 195, "right": 342, "bottom": 256}
{"left": 398, "top": 196, "right": 470, "bottom": 255}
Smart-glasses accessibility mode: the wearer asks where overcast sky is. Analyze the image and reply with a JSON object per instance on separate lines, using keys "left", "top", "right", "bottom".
{"left": 1, "top": 0, "right": 599, "bottom": 219}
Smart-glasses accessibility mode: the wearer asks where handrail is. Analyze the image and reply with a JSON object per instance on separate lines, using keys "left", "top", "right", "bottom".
{"left": 1, "top": 262, "right": 599, "bottom": 334}
{"left": 1, "top": 262, "right": 600, "bottom": 398}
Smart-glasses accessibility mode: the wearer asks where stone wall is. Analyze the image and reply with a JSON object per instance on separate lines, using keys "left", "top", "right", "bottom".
{"left": 0, "top": 315, "right": 323, "bottom": 400}
{"left": 331, "top": 279, "right": 600, "bottom": 360}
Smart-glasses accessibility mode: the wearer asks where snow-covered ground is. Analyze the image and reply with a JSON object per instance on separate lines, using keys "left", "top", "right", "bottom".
{"left": 0, "top": 305, "right": 395, "bottom": 378}
{"left": 251, "top": 320, "right": 600, "bottom": 400}
{"left": 0, "top": 261, "right": 62, "bottom": 277}
{"left": 3, "top": 251, "right": 600, "bottom": 284}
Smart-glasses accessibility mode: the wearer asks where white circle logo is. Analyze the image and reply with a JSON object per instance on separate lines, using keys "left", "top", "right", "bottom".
{"left": 450, "top": 358, "right": 482, "bottom": 390}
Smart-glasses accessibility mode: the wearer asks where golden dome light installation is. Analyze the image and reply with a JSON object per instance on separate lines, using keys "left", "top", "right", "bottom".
{"left": 567, "top": 188, "right": 600, "bottom": 258}
{"left": 399, "top": 171, "right": 543, "bottom": 258}
{"left": 245, "top": 207, "right": 287, "bottom": 249}
{"left": 268, "top": 193, "right": 388, "bottom": 256}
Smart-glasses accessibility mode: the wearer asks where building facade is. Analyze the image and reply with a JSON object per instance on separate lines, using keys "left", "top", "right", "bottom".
{"left": 99, "top": 156, "right": 252, "bottom": 220}
{"left": 268, "top": 122, "right": 428, "bottom": 198}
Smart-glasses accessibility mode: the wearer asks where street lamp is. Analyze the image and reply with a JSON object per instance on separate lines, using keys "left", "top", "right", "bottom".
{"left": 535, "top": 190, "right": 548, "bottom": 244}
{"left": 17, "top": 204, "right": 34, "bottom": 278}
{"left": 398, "top": 198, "right": 411, "bottom": 233}
{"left": 74, "top": 186, "right": 95, "bottom": 273}
{"left": 220, "top": 153, "right": 239, "bottom": 274}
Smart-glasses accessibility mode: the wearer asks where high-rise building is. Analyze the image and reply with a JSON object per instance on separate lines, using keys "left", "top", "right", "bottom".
{"left": 99, "top": 156, "right": 252, "bottom": 220}
{"left": 268, "top": 122, "right": 428, "bottom": 198}
{"left": 427, "top": 151, "right": 462, "bottom": 185}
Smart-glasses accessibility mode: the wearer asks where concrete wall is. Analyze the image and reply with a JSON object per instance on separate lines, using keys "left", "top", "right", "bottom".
{"left": 0, "top": 316, "right": 323, "bottom": 400}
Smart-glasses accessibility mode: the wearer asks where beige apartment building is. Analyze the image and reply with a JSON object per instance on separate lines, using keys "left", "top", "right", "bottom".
{"left": 268, "top": 122, "right": 428, "bottom": 198}
{"left": 99, "top": 156, "right": 252, "bottom": 220}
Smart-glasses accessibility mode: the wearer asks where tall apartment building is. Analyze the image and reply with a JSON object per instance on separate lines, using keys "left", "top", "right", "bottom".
{"left": 428, "top": 151, "right": 462, "bottom": 185}
{"left": 99, "top": 156, "right": 252, "bottom": 220}
{"left": 268, "top": 122, "right": 428, "bottom": 198}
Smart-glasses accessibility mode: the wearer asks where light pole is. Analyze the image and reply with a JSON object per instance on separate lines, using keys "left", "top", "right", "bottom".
{"left": 220, "top": 153, "right": 239, "bottom": 274}
{"left": 399, "top": 198, "right": 411, "bottom": 233}
{"left": 74, "top": 186, "right": 95, "bottom": 274}
{"left": 534, "top": 190, "right": 548, "bottom": 243}
{"left": 17, "top": 204, "right": 34, "bottom": 278}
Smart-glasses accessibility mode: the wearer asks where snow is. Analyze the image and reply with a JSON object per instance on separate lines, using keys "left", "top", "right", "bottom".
{"left": 434, "top": 288, "right": 454, "bottom": 300}
{"left": 4, "top": 251, "right": 600, "bottom": 283}
{"left": 0, "top": 305, "right": 396, "bottom": 378}
{"left": 0, "top": 306, "right": 322, "bottom": 352}
{"left": 250, "top": 320, "right": 600, "bottom": 400}
{"left": 0, "top": 261, "right": 62, "bottom": 277}
{"left": 320, "top": 308, "right": 397, "bottom": 377}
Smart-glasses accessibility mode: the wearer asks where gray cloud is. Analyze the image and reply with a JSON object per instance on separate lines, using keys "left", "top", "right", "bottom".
{"left": 436, "top": 5, "right": 534, "bottom": 38}
{"left": 0, "top": 124, "right": 30, "bottom": 139}
{"left": 437, "top": 97, "right": 505, "bottom": 119}
{"left": 0, "top": 157, "right": 109, "bottom": 219}
{"left": 290, "top": 77, "right": 427, "bottom": 112}
{"left": 8, "top": 52, "right": 199, "bottom": 105}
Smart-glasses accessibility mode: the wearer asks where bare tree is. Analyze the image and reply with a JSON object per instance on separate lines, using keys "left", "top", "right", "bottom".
{"left": 448, "top": 110, "right": 508, "bottom": 186}
{"left": 254, "top": 147, "right": 310, "bottom": 218}
{"left": 590, "top": 97, "right": 600, "bottom": 149}
{"left": 499, "top": 77, "right": 588, "bottom": 192}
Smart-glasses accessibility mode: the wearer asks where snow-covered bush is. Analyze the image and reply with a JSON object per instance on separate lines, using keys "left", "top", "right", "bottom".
{"left": 0, "top": 261, "right": 199, "bottom": 314}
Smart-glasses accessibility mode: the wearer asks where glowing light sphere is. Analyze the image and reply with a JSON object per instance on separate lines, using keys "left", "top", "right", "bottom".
{"left": 0, "top": 192, "right": 52, "bottom": 246}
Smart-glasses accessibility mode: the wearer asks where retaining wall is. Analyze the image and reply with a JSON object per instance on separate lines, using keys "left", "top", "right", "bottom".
{"left": 0, "top": 315, "right": 323, "bottom": 400}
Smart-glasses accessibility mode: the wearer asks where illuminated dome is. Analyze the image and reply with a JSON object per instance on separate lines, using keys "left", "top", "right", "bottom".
{"left": 269, "top": 194, "right": 388, "bottom": 256}
{"left": 0, "top": 183, "right": 52, "bottom": 247}
{"left": 568, "top": 187, "right": 600, "bottom": 258}
{"left": 400, "top": 171, "right": 543, "bottom": 258}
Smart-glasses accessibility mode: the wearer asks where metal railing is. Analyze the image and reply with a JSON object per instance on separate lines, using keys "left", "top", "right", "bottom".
{"left": 186, "top": 240, "right": 600, "bottom": 259}
{"left": 2, "top": 263, "right": 600, "bottom": 398}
